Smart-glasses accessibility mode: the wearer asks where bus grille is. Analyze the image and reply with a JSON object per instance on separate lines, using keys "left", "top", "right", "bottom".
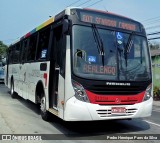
{"left": 88, "top": 85, "right": 143, "bottom": 95}
{"left": 96, "top": 108, "right": 137, "bottom": 118}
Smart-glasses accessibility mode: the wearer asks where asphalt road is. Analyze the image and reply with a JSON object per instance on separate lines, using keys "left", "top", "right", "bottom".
{"left": 0, "top": 83, "right": 160, "bottom": 143}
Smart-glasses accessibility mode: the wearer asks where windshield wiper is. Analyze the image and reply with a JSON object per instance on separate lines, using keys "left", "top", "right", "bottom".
{"left": 91, "top": 24, "right": 105, "bottom": 66}
{"left": 124, "top": 32, "right": 134, "bottom": 67}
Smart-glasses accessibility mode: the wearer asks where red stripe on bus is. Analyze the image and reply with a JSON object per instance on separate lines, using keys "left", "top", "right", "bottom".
{"left": 25, "top": 32, "right": 30, "bottom": 38}
{"left": 85, "top": 90, "right": 145, "bottom": 105}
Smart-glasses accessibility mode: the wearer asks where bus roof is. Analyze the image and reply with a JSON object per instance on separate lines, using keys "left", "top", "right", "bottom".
{"left": 10, "top": 17, "right": 54, "bottom": 46}
{"left": 10, "top": 7, "right": 140, "bottom": 46}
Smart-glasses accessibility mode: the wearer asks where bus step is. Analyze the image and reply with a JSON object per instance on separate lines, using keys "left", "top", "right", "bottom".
{"left": 48, "top": 108, "right": 58, "bottom": 116}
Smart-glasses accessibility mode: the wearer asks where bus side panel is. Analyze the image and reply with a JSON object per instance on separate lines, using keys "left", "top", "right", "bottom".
{"left": 26, "top": 61, "right": 50, "bottom": 107}
{"left": 64, "top": 36, "right": 74, "bottom": 102}
{"left": 12, "top": 64, "right": 20, "bottom": 94}
{"left": 8, "top": 64, "right": 13, "bottom": 89}
{"left": 19, "top": 63, "right": 28, "bottom": 99}
{"left": 57, "top": 74, "right": 65, "bottom": 119}
{"left": 27, "top": 62, "right": 38, "bottom": 102}
{"left": 40, "top": 61, "right": 50, "bottom": 110}
{"left": 64, "top": 36, "right": 77, "bottom": 120}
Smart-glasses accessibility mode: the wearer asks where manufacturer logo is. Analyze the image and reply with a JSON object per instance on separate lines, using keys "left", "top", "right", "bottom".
{"left": 115, "top": 98, "right": 121, "bottom": 104}
{"left": 106, "top": 82, "right": 131, "bottom": 86}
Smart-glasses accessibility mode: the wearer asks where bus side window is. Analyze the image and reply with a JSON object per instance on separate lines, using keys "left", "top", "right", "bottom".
{"left": 11, "top": 46, "right": 16, "bottom": 64}
{"left": 21, "top": 39, "right": 28, "bottom": 63}
{"left": 36, "top": 28, "right": 50, "bottom": 60}
{"left": 27, "top": 34, "right": 38, "bottom": 61}
{"left": 14, "top": 43, "right": 21, "bottom": 63}
{"left": 8, "top": 48, "right": 13, "bottom": 64}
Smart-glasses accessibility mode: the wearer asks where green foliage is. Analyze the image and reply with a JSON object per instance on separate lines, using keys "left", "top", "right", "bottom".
{"left": 153, "top": 86, "right": 160, "bottom": 100}
{"left": 0, "top": 40, "right": 8, "bottom": 58}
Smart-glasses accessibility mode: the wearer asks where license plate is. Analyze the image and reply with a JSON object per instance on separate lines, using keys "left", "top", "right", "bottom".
{"left": 111, "top": 107, "right": 126, "bottom": 114}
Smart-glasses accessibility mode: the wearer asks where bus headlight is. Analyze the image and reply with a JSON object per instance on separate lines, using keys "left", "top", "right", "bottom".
{"left": 143, "top": 84, "right": 152, "bottom": 101}
{"left": 72, "top": 80, "right": 90, "bottom": 103}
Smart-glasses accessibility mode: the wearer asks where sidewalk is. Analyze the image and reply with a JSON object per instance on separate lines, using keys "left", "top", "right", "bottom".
{"left": 153, "top": 100, "right": 160, "bottom": 107}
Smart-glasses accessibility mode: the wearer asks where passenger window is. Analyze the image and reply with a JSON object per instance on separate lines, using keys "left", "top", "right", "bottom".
{"left": 21, "top": 39, "right": 28, "bottom": 63}
{"left": 27, "top": 34, "right": 37, "bottom": 61}
{"left": 36, "top": 28, "right": 50, "bottom": 60}
{"left": 13, "top": 43, "right": 21, "bottom": 63}
{"left": 8, "top": 48, "right": 13, "bottom": 64}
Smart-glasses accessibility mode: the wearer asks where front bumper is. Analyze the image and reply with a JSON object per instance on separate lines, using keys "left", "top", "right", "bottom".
{"left": 64, "top": 96, "right": 153, "bottom": 121}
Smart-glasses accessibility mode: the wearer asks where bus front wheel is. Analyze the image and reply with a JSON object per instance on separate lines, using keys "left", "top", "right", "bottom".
{"left": 40, "top": 94, "right": 50, "bottom": 121}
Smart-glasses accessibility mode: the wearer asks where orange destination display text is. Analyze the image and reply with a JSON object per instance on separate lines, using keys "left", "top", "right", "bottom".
{"left": 83, "top": 64, "right": 116, "bottom": 75}
{"left": 82, "top": 15, "right": 136, "bottom": 31}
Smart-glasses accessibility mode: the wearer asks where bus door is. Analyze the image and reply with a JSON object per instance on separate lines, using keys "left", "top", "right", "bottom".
{"left": 49, "top": 24, "right": 66, "bottom": 111}
{"left": 49, "top": 62, "right": 60, "bottom": 108}
{"left": 19, "top": 39, "right": 28, "bottom": 99}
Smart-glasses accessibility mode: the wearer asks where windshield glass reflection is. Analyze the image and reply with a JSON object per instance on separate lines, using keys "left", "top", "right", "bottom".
{"left": 72, "top": 25, "right": 151, "bottom": 81}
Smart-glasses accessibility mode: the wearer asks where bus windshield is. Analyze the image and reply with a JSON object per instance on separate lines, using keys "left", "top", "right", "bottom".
{"left": 72, "top": 25, "right": 151, "bottom": 81}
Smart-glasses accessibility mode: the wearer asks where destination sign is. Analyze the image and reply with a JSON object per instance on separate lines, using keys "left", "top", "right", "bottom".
{"left": 79, "top": 11, "right": 141, "bottom": 32}
{"left": 83, "top": 64, "right": 116, "bottom": 76}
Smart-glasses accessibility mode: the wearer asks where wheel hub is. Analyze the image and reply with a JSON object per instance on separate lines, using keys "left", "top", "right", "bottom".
{"left": 40, "top": 97, "right": 46, "bottom": 112}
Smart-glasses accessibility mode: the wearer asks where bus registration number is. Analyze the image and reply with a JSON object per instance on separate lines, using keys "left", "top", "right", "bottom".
{"left": 111, "top": 107, "right": 126, "bottom": 114}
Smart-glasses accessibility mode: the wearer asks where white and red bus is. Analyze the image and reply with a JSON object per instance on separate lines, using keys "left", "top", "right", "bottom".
{"left": 5, "top": 7, "right": 152, "bottom": 121}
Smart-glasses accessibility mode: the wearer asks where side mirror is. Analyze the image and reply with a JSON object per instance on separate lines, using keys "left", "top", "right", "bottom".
{"left": 63, "top": 19, "right": 69, "bottom": 34}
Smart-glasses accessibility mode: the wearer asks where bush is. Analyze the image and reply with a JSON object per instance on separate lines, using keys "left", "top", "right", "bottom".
{"left": 153, "top": 86, "right": 160, "bottom": 100}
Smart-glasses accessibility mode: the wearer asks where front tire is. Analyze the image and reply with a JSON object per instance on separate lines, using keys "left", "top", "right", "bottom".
{"left": 40, "top": 94, "right": 50, "bottom": 121}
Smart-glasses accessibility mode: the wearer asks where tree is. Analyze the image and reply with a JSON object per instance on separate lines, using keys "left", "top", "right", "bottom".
{"left": 149, "top": 41, "right": 160, "bottom": 50}
{"left": 0, "top": 40, "right": 8, "bottom": 59}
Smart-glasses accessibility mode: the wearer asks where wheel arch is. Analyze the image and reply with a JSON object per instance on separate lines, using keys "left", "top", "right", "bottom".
{"left": 35, "top": 80, "right": 45, "bottom": 104}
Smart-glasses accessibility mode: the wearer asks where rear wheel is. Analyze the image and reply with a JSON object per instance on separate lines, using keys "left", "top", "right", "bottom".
{"left": 10, "top": 80, "right": 16, "bottom": 98}
{"left": 40, "top": 94, "right": 50, "bottom": 121}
